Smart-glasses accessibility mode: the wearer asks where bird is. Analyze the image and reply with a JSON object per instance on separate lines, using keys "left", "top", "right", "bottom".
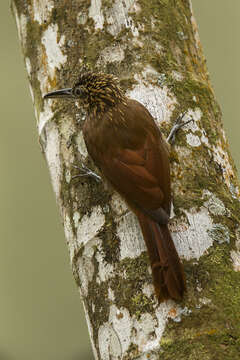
{"left": 44, "top": 71, "right": 186, "bottom": 302}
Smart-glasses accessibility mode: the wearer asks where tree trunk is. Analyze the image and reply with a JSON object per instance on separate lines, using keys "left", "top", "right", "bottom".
{"left": 12, "top": 0, "right": 240, "bottom": 358}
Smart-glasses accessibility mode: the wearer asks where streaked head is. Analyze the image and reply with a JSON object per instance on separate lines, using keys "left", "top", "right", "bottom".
{"left": 44, "top": 72, "right": 125, "bottom": 111}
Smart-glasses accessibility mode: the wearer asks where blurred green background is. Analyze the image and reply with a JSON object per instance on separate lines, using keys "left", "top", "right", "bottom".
{"left": 0, "top": 1, "right": 239, "bottom": 359}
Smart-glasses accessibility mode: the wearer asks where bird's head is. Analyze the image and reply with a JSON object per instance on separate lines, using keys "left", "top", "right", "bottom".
{"left": 44, "top": 72, "right": 125, "bottom": 112}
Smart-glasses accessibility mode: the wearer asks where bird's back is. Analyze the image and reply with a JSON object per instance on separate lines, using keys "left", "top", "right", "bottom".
{"left": 83, "top": 98, "right": 171, "bottom": 217}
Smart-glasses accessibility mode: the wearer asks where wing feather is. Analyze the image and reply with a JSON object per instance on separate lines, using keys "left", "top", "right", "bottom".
{"left": 84, "top": 98, "right": 171, "bottom": 219}
{"left": 100, "top": 133, "right": 169, "bottom": 216}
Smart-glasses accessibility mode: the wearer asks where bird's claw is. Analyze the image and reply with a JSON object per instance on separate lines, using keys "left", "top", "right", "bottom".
{"left": 72, "top": 164, "right": 102, "bottom": 183}
{"left": 167, "top": 111, "right": 194, "bottom": 144}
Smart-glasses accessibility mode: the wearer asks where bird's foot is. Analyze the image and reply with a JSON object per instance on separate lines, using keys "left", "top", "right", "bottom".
{"left": 72, "top": 164, "right": 102, "bottom": 183}
{"left": 167, "top": 111, "right": 193, "bottom": 144}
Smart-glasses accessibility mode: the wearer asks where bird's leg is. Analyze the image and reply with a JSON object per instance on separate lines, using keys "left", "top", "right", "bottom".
{"left": 72, "top": 164, "right": 102, "bottom": 183}
{"left": 167, "top": 111, "right": 193, "bottom": 144}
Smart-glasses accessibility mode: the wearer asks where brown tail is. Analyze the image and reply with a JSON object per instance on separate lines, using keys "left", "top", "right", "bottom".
{"left": 137, "top": 211, "right": 186, "bottom": 302}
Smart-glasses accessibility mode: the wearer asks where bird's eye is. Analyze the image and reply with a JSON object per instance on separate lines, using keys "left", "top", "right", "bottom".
{"left": 74, "top": 87, "right": 82, "bottom": 96}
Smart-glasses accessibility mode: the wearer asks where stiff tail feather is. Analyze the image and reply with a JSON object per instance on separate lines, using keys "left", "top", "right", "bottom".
{"left": 137, "top": 211, "right": 186, "bottom": 302}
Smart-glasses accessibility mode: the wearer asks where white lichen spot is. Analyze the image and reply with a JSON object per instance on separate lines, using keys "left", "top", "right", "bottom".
{"left": 117, "top": 212, "right": 146, "bottom": 260}
{"left": 167, "top": 305, "right": 181, "bottom": 322}
{"left": 102, "top": 205, "right": 110, "bottom": 214}
{"left": 208, "top": 224, "right": 230, "bottom": 244}
{"left": 171, "top": 70, "right": 183, "bottom": 81}
{"left": 131, "top": 1, "right": 142, "bottom": 13}
{"left": 141, "top": 65, "right": 160, "bottom": 83}
{"left": 98, "top": 323, "right": 122, "bottom": 360}
{"left": 97, "top": 45, "right": 125, "bottom": 65}
{"left": 45, "top": 122, "right": 61, "bottom": 199}
{"left": 128, "top": 80, "right": 177, "bottom": 125}
{"left": 73, "top": 211, "right": 80, "bottom": 228}
{"left": 201, "top": 130, "right": 209, "bottom": 146}
{"left": 60, "top": 116, "right": 75, "bottom": 141}
{"left": 77, "top": 238, "right": 97, "bottom": 295}
{"left": 77, "top": 206, "right": 105, "bottom": 246}
{"left": 65, "top": 168, "right": 71, "bottom": 184}
{"left": 33, "top": 0, "right": 54, "bottom": 24}
{"left": 142, "top": 283, "right": 154, "bottom": 299}
{"left": 106, "top": 0, "right": 138, "bottom": 36}
{"left": 188, "top": 107, "right": 202, "bottom": 123}
{"left": 134, "top": 313, "right": 157, "bottom": 352}
{"left": 157, "top": 73, "right": 167, "bottom": 86}
{"left": 38, "top": 102, "right": 54, "bottom": 135}
{"left": 98, "top": 301, "right": 184, "bottom": 357}
{"left": 167, "top": 304, "right": 191, "bottom": 323}
{"left": 75, "top": 131, "right": 88, "bottom": 158}
{"left": 42, "top": 24, "right": 67, "bottom": 80}
{"left": 199, "top": 297, "right": 211, "bottom": 306}
{"left": 77, "top": 12, "right": 88, "bottom": 25}
{"left": 212, "top": 139, "right": 235, "bottom": 189}
{"left": 181, "top": 306, "right": 192, "bottom": 317}
{"left": 108, "top": 288, "right": 115, "bottom": 302}
{"left": 181, "top": 108, "right": 202, "bottom": 139}
{"left": 179, "top": 108, "right": 202, "bottom": 133}
{"left": 186, "top": 133, "right": 201, "bottom": 147}
{"left": 203, "top": 190, "right": 226, "bottom": 216}
{"left": 171, "top": 207, "right": 213, "bottom": 260}
{"left": 89, "top": 0, "right": 104, "bottom": 30}
{"left": 96, "top": 249, "right": 114, "bottom": 283}
{"left": 229, "top": 182, "right": 239, "bottom": 199}
{"left": 196, "top": 279, "right": 203, "bottom": 292}
{"left": 110, "top": 192, "right": 128, "bottom": 217}
{"left": 143, "top": 302, "right": 172, "bottom": 351}
{"left": 177, "top": 31, "right": 188, "bottom": 40}
{"left": 109, "top": 305, "right": 132, "bottom": 354}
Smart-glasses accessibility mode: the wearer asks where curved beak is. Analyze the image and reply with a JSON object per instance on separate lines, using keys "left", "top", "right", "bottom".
{"left": 43, "top": 88, "right": 73, "bottom": 99}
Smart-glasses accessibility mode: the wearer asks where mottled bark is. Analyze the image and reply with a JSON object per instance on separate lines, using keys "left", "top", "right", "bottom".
{"left": 12, "top": 0, "right": 240, "bottom": 359}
